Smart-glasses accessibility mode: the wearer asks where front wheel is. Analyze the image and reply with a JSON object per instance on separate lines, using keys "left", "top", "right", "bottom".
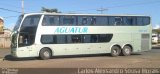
{"left": 39, "top": 48, "right": 52, "bottom": 60}
{"left": 111, "top": 46, "right": 121, "bottom": 57}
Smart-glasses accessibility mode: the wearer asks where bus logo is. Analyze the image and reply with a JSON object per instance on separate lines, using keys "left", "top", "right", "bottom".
{"left": 54, "top": 27, "right": 88, "bottom": 34}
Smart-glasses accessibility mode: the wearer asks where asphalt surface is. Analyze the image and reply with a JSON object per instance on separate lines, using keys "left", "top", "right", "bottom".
{"left": 0, "top": 47, "right": 160, "bottom": 68}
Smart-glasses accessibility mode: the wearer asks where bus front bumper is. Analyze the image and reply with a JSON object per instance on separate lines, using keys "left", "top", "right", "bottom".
{"left": 11, "top": 48, "right": 18, "bottom": 58}
{"left": 11, "top": 48, "right": 26, "bottom": 58}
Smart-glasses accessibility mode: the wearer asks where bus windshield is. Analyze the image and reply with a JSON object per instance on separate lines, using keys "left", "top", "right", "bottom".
{"left": 13, "top": 15, "right": 23, "bottom": 31}
{"left": 18, "top": 15, "right": 41, "bottom": 47}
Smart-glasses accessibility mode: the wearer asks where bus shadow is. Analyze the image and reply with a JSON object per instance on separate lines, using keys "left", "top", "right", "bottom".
{"left": 4, "top": 53, "right": 142, "bottom": 61}
{"left": 4, "top": 54, "right": 110, "bottom": 61}
{"left": 51, "top": 54, "right": 110, "bottom": 59}
{"left": 152, "top": 47, "right": 160, "bottom": 49}
{"left": 4, "top": 55, "right": 37, "bottom": 61}
{"left": 51, "top": 53, "right": 142, "bottom": 59}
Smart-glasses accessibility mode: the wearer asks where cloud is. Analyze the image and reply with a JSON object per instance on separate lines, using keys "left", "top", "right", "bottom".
{"left": 153, "top": 24, "right": 160, "bottom": 29}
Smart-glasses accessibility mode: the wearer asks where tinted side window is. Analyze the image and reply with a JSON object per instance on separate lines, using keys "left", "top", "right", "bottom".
{"left": 143, "top": 17, "right": 150, "bottom": 25}
{"left": 99, "top": 34, "right": 107, "bottom": 42}
{"left": 90, "top": 35, "right": 98, "bottom": 43}
{"left": 137, "top": 17, "right": 143, "bottom": 26}
{"left": 82, "top": 17, "right": 88, "bottom": 25}
{"left": 115, "top": 17, "right": 124, "bottom": 26}
{"left": 57, "top": 35, "right": 66, "bottom": 44}
{"left": 66, "top": 35, "right": 72, "bottom": 43}
{"left": 41, "top": 15, "right": 150, "bottom": 26}
{"left": 123, "top": 17, "right": 137, "bottom": 26}
{"left": 137, "top": 17, "right": 151, "bottom": 26}
{"left": 71, "top": 35, "right": 82, "bottom": 43}
{"left": 22, "top": 15, "right": 40, "bottom": 27}
{"left": 107, "top": 16, "right": 150, "bottom": 26}
{"left": 41, "top": 34, "right": 113, "bottom": 44}
{"left": 96, "top": 16, "right": 108, "bottom": 26}
{"left": 78, "top": 16, "right": 89, "bottom": 26}
{"left": 108, "top": 17, "right": 115, "bottom": 26}
{"left": 99, "top": 34, "right": 113, "bottom": 42}
{"left": 91, "top": 17, "right": 96, "bottom": 25}
{"left": 82, "top": 35, "right": 91, "bottom": 43}
{"left": 42, "top": 15, "right": 59, "bottom": 26}
{"left": 61, "top": 16, "right": 76, "bottom": 25}
{"left": 41, "top": 35, "right": 56, "bottom": 44}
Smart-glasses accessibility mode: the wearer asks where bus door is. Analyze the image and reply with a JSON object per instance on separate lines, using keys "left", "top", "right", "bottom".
{"left": 18, "top": 32, "right": 36, "bottom": 57}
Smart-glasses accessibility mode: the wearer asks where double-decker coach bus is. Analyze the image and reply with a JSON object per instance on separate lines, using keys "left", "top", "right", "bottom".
{"left": 11, "top": 13, "right": 151, "bottom": 60}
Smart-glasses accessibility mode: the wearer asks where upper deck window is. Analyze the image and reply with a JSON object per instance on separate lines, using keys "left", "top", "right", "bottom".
{"left": 137, "top": 17, "right": 150, "bottom": 26}
{"left": 115, "top": 17, "right": 123, "bottom": 26}
{"left": 96, "top": 16, "right": 108, "bottom": 26}
{"left": 143, "top": 17, "right": 150, "bottom": 25}
{"left": 123, "top": 17, "right": 137, "bottom": 26}
{"left": 41, "top": 14, "right": 150, "bottom": 26}
{"left": 13, "top": 15, "right": 23, "bottom": 31}
{"left": 108, "top": 17, "right": 115, "bottom": 26}
{"left": 82, "top": 17, "right": 88, "bottom": 25}
{"left": 91, "top": 17, "right": 96, "bottom": 25}
{"left": 22, "top": 15, "right": 41, "bottom": 27}
{"left": 61, "top": 16, "right": 76, "bottom": 25}
{"left": 42, "top": 15, "right": 59, "bottom": 26}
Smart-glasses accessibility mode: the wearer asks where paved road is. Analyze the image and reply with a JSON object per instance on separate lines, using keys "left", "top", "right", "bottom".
{"left": 0, "top": 48, "right": 160, "bottom": 68}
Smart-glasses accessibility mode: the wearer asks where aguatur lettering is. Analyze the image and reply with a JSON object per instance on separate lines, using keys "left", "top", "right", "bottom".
{"left": 54, "top": 27, "right": 88, "bottom": 33}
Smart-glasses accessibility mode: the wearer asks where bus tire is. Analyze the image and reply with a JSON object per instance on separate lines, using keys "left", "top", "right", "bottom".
{"left": 39, "top": 48, "right": 52, "bottom": 60}
{"left": 111, "top": 46, "right": 121, "bottom": 57}
{"left": 122, "top": 46, "right": 131, "bottom": 56}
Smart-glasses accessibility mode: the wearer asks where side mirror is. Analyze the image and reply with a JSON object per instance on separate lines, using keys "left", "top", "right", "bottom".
{"left": 10, "top": 30, "right": 19, "bottom": 41}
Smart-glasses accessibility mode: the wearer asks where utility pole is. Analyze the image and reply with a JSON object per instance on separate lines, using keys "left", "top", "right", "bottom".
{"left": 97, "top": 7, "right": 108, "bottom": 14}
{"left": 22, "top": 0, "right": 24, "bottom": 14}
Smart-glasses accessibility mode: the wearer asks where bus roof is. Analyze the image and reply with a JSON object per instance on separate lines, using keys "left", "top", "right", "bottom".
{"left": 23, "top": 12, "right": 150, "bottom": 17}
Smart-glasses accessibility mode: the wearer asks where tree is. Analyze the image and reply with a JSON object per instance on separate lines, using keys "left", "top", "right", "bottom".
{"left": 41, "top": 7, "right": 61, "bottom": 13}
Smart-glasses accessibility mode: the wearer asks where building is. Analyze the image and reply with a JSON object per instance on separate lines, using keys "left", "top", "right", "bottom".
{"left": 0, "top": 17, "right": 11, "bottom": 48}
{"left": 0, "top": 17, "right": 4, "bottom": 33}
{"left": 0, "top": 28, "right": 11, "bottom": 48}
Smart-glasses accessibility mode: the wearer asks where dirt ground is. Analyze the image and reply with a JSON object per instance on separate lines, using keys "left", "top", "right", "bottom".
{"left": 0, "top": 47, "right": 160, "bottom": 68}
{"left": 0, "top": 46, "right": 160, "bottom": 74}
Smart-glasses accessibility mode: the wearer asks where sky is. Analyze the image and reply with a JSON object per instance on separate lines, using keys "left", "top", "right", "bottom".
{"left": 0, "top": 0, "right": 160, "bottom": 29}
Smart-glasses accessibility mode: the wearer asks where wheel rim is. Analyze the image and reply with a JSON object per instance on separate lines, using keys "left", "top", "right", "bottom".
{"left": 113, "top": 49, "right": 118, "bottom": 55}
{"left": 124, "top": 48, "right": 130, "bottom": 54}
{"left": 43, "top": 51, "right": 50, "bottom": 58}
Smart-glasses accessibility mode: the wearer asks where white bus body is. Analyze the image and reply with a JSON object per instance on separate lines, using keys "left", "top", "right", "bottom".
{"left": 11, "top": 13, "right": 152, "bottom": 60}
